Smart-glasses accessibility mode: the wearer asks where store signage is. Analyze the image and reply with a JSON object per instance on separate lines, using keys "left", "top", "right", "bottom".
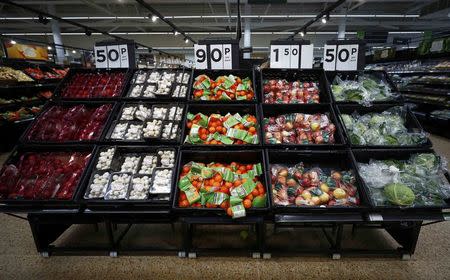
{"left": 94, "top": 40, "right": 135, "bottom": 69}
{"left": 323, "top": 40, "right": 365, "bottom": 71}
{"left": 269, "top": 40, "right": 313, "bottom": 69}
{"left": 194, "top": 39, "right": 240, "bottom": 70}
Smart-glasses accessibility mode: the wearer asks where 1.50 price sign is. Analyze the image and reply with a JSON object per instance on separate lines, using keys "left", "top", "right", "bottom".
{"left": 269, "top": 41, "right": 313, "bottom": 69}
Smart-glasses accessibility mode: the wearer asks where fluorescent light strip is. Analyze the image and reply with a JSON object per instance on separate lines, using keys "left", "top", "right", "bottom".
{"left": 0, "top": 14, "right": 421, "bottom": 20}
{"left": 0, "top": 31, "right": 409, "bottom": 36}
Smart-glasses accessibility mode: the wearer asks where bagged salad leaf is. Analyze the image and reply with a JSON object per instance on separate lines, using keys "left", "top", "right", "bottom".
{"left": 341, "top": 106, "right": 427, "bottom": 146}
{"left": 331, "top": 74, "right": 399, "bottom": 106}
{"left": 358, "top": 153, "right": 450, "bottom": 207}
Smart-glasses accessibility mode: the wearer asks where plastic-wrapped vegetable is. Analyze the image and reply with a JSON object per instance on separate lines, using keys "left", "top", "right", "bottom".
{"left": 358, "top": 153, "right": 450, "bottom": 207}
{"left": 264, "top": 113, "right": 336, "bottom": 145}
{"left": 331, "top": 74, "right": 398, "bottom": 105}
{"left": 341, "top": 107, "right": 427, "bottom": 146}
{"left": 263, "top": 80, "right": 320, "bottom": 104}
{"left": 271, "top": 163, "right": 359, "bottom": 207}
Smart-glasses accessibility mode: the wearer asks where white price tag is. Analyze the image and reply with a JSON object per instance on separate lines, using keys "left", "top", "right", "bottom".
{"left": 94, "top": 45, "right": 108, "bottom": 68}
{"left": 336, "top": 44, "right": 359, "bottom": 71}
{"left": 300, "top": 44, "right": 313, "bottom": 69}
{"left": 209, "top": 44, "right": 224, "bottom": 69}
{"left": 106, "top": 45, "right": 121, "bottom": 68}
{"left": 194, "top": 44, "right": 208, "bottom": 69}
{"left": 430, "top": 40, "right": 444, "bottom": 52}
{"left": 119, "top": 44, "right": 129, "bottom": 68}
{"left": 270, "top": 45, "right": 291, "bottom": 69}
{"left": 323, "top": 44, "right": 337, "bottom": 71}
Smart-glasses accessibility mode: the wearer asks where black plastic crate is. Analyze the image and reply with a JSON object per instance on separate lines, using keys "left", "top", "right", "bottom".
{"left": 326, "top": 70, "right": 403, "bottom": 104}
{"left": 336, "top": 103, "right": 432, "bottom": 149}
{"left": 20, "top": 101, "right": 119, "bottom": 145}
{"left": 172, "top": 149, "right": 270, "bottom": 216}
{"left": 53, "top": 68, "right": 133, "bottom": 101}
{"left": 0, "top": 144, "right": 96, "bottom": 212}
{"left": 265, "top": 149, "right": 370, "bottom": 213}
{"left": 79, "top": 145, "right": 179, "bottom": 211}
{"left": 123, "top": 68, "right": 192, "bottom": 101}
{"left": 260, "top": 68, "right": 331, "bottom": 104}
{"left": 182, "top": 104, "right": 262, "bottom": 149}
{"left": 188, "top": 69, "right": 257, "bottom": 103}
{"left": 351, "top": 148, "right": 450, "bottom": 211}
{"left": 104, "top": 102, "right": 185, "bottom": 145}
{"left": 261, "top": 103, "right": 346, "bottom": 149}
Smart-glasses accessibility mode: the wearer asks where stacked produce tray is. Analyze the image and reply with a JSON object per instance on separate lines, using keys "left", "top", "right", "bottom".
{"left": 0, "top": 65, "right": 449, "bottom": 258}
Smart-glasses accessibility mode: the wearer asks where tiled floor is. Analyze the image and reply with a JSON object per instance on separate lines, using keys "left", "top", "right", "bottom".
{"left": 0, "top": 135, "right": 449, "bottom": 280}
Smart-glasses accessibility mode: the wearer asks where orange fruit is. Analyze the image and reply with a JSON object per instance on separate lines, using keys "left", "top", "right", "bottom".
{"left": 234, "top": 179, "right": 242, "bottom": 187}
{"left": 251, "top": 188, "right": 259, "bottom": 196}
{"left": 243, "top": 199, "right": 252, "bottom": 209}
{"left": 200, "top": 134, "right": 207, "bottom": 141}
{"left": 220, "top": 201, "right": 229, "bottom": 209}
{"left": 180, "top": 200, "right": 190, "bottom": 208}
{"left": 182, "top": 166, "right": 190, "bottom": 173}
{"left": 180, "top": 192, "right": 187, "bottom": 201}
{"left": 208, "top": 127, "right": 216, "bottom": 133}
{"left": 245, "top": 194, "right": 253, "bottom": 200}
{"left": 226, "top": 207, "right": 233, "bottom": 217}
{"left": 214, "top": 174, "right": 223, "bottom": 182}
{"left": 187, "top": 121, "right": 193, "bottom": 129}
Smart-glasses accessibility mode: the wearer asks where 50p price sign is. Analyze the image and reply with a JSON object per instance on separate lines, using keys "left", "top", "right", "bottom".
{"left": 94, "top": 41, "right": 135, "bottom": 69}
{"left": 323, "top": 40, "right": 365, "bottom": 71}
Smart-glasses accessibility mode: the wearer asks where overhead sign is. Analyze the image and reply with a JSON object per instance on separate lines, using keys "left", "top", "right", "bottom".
{"left": 269, "top": 40, "right": 313, "bottom": 69}
{"left": 4, "top": 41, "right": 49, "bottom": 61}
{"left": 194, "top": 39, "right": 240, "bottom": 70}
{"left": 94, "top": 40, "right": 135, "bottom": 69}
{"left": 323, "top": 40, "right": 365, "bottom": 71}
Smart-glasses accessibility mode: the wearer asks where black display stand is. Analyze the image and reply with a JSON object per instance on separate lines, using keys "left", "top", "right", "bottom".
{"left": 1, "top": 65, "right": 450, "bottom": 260}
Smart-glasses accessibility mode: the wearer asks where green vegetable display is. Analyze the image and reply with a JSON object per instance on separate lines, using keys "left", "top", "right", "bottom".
{"left": 331, "top": 74, "right": 398, "bottom": 105}
{"left": 341, "top": 107, "right": 427, "bottom": 146}
{"left": 358, "top": 153, "right": 450, "bottom": 207}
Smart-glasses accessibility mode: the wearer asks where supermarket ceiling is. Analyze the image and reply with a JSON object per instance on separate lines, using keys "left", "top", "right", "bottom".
{"left": 1, "top": 0, "right": 450, "bottom": 52}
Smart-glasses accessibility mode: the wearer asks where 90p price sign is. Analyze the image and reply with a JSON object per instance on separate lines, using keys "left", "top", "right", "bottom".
{"left": 194, "top": 40, "right": 239, "bottom": 70}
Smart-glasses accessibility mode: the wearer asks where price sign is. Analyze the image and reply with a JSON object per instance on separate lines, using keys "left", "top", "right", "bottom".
{"left": 194, "top": 44, "right": 208, "bottom": 69}
{"left": 94, "top": 43, "right": 133, "bottom": 69}
{"left": 269, "top": 42, "right": 313, "bottom": 69}
{"left": 323, "top": 41, "right": 363, "bottom": 71}
{"left": 194, "top": 40, "right": 239, "bottom": 70}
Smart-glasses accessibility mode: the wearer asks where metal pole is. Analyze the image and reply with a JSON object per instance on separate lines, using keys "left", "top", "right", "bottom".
{"left": 47, "top": 4, "right": 65, "bottom": 64}
{"left": 338, "top": 17, "right": 346, "bottom": 39}
{"left": 243, "top": 5, "right": 251, "bottom": 59}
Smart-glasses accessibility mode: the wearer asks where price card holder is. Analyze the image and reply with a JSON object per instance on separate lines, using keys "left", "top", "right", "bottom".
{"left": 94, "top": 40, "right": 136, "bottom": 69}
{"left": 269, "top": 40, "right": 313, "bottom": 69}
{"left": 194, "top": 39, "right": 240, "bottom": 70}
{"left": 323, "top": 40, "right": 365, "bottom": 71}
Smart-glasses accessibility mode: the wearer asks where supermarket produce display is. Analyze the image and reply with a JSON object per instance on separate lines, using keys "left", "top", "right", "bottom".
{"left": 0, "top": 65, "right": 449, "bottom": 259}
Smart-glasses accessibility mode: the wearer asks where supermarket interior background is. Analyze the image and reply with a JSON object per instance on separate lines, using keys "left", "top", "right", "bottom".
{"left": 0, "top": 0, "right": 450, "bottom": 279}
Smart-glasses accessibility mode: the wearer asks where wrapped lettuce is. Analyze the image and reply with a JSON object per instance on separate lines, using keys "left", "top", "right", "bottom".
{"left": 341, "top": 107, "right": 427, "bottom": 146}
{"left": 358, "top": 153, "right": 450, "bottom": 207}
{"left": 331, "top": 74, "right": 399, "bottom": 105}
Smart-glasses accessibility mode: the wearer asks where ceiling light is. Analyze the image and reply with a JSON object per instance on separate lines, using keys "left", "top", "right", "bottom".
{"left": 300, "top": 31, "right": 304, "bottom": 37}
{"left": 174, "top": 31, "right": 179, "bottom": 36}
{"left": 321, "top": 17, "right": 327, "bottom": 24}
{"left": 11, "top": 40, "right": 16, "bottom": 44}
{"left": 72, "top": 50, "right": 76, "bottom": 54}
{"left": 47, "top": 46, "right": 52, "bottom": 50}
{"left": 185, "top": 38, "right": 189, "bottom": 43}
{"left": 152, "top": 15, "right": 158, "bottom": 22}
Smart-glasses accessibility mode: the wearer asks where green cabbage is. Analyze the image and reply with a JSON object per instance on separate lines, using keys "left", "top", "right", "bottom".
{"left": 383, "top": 183, "right": 415, "bottom": 206}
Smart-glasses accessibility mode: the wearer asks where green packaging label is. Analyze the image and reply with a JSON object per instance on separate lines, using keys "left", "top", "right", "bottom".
{"left": 223, "top": 116, "right": 239, "bottom": 128}
{"left": 231, "top": 204, "right": 246, "bottom": 219}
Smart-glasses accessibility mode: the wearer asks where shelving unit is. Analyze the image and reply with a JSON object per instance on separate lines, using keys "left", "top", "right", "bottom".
{"left": 0, "top": 66, "right": 449, "bottom": 260}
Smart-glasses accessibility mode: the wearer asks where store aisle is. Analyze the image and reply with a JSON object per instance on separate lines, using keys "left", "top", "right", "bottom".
{"left": 0, "top": 135, "right": 449, "bottom": 280}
